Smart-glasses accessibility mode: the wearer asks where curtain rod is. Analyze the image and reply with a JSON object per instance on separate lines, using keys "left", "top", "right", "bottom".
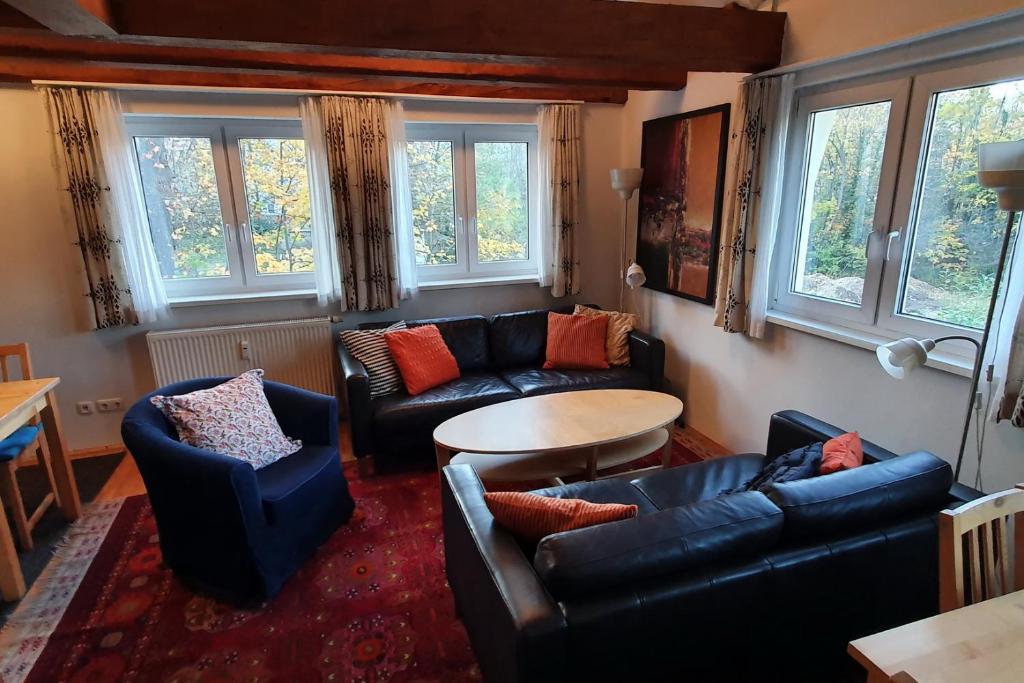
{"left": 29, "top": 80, "right": 584, "bottom": 105}
{"left": 744, "top": 8, "right": 1024, "bottom": 84}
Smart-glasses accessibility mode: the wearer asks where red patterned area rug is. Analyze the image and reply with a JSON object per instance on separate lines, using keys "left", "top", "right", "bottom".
{"left": 0, "top": 433, "right": 715, "bottom": 683}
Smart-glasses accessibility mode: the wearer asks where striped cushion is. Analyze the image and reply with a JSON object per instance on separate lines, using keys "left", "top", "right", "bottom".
{"left": 384, "top": 324, "right": 460, "bottom": 396}
{"left": 340, "top": 321, "right": 407, "bottom": 397}
{"left": 484, "top": 491, "right": 638, "bottom": 541}
{"left": 543, "top": 311, "right": 609, "bottom": 370}
{"left": 573, "top": 305, "right": 639, "bottom": 367}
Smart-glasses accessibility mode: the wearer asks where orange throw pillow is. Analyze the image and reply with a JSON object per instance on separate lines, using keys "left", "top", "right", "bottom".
{"left": 484, "top": 491, "right": 638, "bottom": 541}
{"left": 384, "top": 324, "right": 460, "bottom": 396}
{"left": 543, "top": 312, "right": 609, "bottom": 370}
{"left": 820, "top": 431, "right": 864, "bottom": 474}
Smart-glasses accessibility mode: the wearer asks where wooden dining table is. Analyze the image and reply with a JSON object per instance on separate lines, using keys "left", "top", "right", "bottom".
{"left": 0, "top": 377, "right": 81, "bottom": 601}
{"left": 849, "top": 589, "right": 1024, "bottom": 682}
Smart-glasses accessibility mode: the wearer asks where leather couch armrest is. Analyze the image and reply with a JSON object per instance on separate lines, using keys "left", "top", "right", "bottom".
{"left": 628, "top": 329, "right": 665, "bottom": 392}
{"left": 766, "top": 409, "right": 898, "bottom": 464}
{"left": 337, "top": 341, "right": 374, "bottom": 458}
{"left": 441, "top": 464, "right": 568, "bottom": 683}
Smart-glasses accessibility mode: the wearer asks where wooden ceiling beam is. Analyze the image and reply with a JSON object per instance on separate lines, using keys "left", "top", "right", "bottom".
{"left": 0, "top": 57, "right": 629, "bottom": 104}
{"left": 107, "top": 0, "right": 786, "bottom": 73}
{"left": 3, "top": 0, "right": 116, "bottom": 36}
{"left": 0, "top": 32, "right": 688, "bottom": 90}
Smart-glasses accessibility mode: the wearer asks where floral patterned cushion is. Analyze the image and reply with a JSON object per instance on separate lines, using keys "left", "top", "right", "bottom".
{"left": 150, "top": 369, "right": 301, "bottom": 469}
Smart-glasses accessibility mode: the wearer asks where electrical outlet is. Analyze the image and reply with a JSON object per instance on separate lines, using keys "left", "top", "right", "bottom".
{"left": 96, "top": 398, "right": 123, "bottom": 413}
{"left": 76, "top": 401, "right": 96, "bottom": 416}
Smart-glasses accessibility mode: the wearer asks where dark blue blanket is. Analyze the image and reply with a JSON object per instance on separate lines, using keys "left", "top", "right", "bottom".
{"left": 723, "top": 442, "right": 823, "bottom": 495}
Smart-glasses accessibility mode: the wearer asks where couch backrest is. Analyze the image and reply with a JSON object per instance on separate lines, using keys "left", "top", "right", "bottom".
{"left": 533, "top": 491, "right": 783, "bottom": 600}
{"left": 765, "top": 450, "right": 953, "bottom": 542}
{"left": 357, "top": 305, "right": 580, "bottom": 372}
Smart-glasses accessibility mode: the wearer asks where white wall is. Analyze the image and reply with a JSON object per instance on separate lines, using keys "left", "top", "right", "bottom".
{"left": 0, "top": 85, "right": 622, "bottom": 450}
{"left": 620, "top": 73, "right": 1024, "bottom": 491}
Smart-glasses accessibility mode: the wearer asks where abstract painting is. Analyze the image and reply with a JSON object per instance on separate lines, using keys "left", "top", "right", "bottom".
{"left": 636, "top": 104, "right": 730, "bottom": 304}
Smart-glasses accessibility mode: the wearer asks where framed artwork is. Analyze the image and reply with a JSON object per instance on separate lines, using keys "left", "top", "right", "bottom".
{"left": 636, "top": 103, "right": 730, "bottom": 304}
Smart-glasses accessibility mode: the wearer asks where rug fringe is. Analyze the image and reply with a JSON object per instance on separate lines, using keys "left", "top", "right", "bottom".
{"left": 0, "top": 498, "right": 126, "bottom": 683}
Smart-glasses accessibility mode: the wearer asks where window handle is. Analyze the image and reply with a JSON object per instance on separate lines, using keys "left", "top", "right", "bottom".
{"left": 884, "top": 229, "right": 901, "bottom": 261}
{"left": 224, "top": 223, "right": 233, "bottom": 242}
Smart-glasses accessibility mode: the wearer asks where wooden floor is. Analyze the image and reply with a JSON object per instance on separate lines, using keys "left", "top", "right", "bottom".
{"left": 96, "top": 423, "right": 727, "bottom": 502}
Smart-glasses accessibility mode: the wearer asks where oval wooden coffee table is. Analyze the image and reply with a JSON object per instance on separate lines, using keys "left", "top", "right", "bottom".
{"left": 433, "top": 389, "right": 683, "bottom": 484}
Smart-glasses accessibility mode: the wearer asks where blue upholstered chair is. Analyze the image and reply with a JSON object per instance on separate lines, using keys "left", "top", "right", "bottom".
{"left": 121, "top": 377, "right": 355, "bottom": 603}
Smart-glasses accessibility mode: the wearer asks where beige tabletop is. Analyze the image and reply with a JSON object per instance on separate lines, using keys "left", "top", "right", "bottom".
{"left": 433, "top": 389, "right": 683, "bottom": 455}
{"left": 848, "top": 589, "right": 1024, "bottom": 683}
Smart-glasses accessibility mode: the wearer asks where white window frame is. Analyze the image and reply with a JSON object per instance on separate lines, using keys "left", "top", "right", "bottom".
{"left": 405, "top": 122, "right": 539, "bottom": 284}
{"left": 769, "top": 52, "right": 1024, "bottom": 368}
{"left": 125, "top": 116, "right": 315, "bottom": 301}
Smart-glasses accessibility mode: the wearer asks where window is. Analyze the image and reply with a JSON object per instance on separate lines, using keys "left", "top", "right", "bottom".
{"left": 405, "top": 123, "right": 538, "bottom": 284}
{"left": 127, "top": 118, "right": 314, "bottom": 299}
{"left": 771, "top": 55, "right": 1024, "bottom": 362}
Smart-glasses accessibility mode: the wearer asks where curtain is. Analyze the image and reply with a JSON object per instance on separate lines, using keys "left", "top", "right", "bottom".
{"left": 538, "top": 104, "right": 582, "bottom": 297}
{"left": 386, "top": 101, "right": 417, "bottom": 300}
{"left": 714, "top": 73, "right": 795, "bottom": 338}
{"left": 312, "top": 96, "right": 401, "bottom": 311}
{"left": 43, "top": 86, "right": 170, "bottom": 328}
{"left": 300, "top": 97, "right": 344, "bottom": 306}
{"left": 988, "top": 222, "right": 1024, "bottom": 427}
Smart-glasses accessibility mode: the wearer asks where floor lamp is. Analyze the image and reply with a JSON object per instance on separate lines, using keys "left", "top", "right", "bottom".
{"left": 876, "top": 140, "right": 1024, "bottom": 482}
{"left": 610, "top": 168, "right": 646, "bottom": 310}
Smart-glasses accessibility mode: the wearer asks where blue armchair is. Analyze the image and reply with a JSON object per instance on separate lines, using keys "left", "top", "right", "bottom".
{"left": 121, "top": 377, "right": 355, "bottom": 603}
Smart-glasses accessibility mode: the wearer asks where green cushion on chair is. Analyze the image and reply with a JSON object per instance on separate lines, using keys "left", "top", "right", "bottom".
{"left": 0, "top": 424, "right": 41, "bottom": 461}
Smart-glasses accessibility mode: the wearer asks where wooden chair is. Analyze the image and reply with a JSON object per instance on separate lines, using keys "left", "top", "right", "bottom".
{"left": 0, "top": 343, "right": 61, "bottom": 551}
{"left": 938, "top": 484, "right": 1024, "bottom": 612}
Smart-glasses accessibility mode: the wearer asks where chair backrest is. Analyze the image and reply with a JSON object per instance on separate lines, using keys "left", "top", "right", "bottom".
{"left": 939, "top": 484, "right": 1024, "bottom": 612}
{"left": 0, "top": 343, "right": 33, "bottom": 382}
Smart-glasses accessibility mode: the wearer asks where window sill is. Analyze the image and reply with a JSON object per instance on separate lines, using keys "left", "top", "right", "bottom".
{"left": 417, "top": 274, "right": 540, "bottom": 291}
{"left": 765, "top": 310, "right": 974, "bottom": 378}
{"left": 168, "top": 290, "right": 318, "bottom": 307}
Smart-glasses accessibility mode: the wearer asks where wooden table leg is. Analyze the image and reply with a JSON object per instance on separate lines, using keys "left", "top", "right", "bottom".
{"left": 435, "top": 443, "right": 453, "bottom": 471}
{"left": 0, "top": 493, "right": 26, "bottom": 601}
{"left": 661, "top": 426, "right": 674, "bottom": 468}
{"left": 39, "top": 390, "right": 81, "bottom": 520}
{"left": 586, "top": 446, "right": 598, "bottom": 481}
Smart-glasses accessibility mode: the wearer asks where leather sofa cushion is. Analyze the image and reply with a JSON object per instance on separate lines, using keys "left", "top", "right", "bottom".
{"left": 489, "top": 308, "right": 549, "bottom": 369}
{"left": 372, "top": 373, "right": 519, "bottom": 443}
{"left": 501, "top": 367, "right": 648, "bottom": 397}
{"left": 630, "top": 453, "right": 765, "bottom": 509}
{"left": 408, "top": 315, "right": 491, "bottom": 372}
{"left": 765, "top": 450, "right": 953, "bottom": 542}
{"left": 256, "top": 445, "right": 343, "bottom": 525}
{"left": 534, "top": 491, "right": 783, "bottom": 599}
{"left": 530, "top": 478, "right": 661, "bottom": 516}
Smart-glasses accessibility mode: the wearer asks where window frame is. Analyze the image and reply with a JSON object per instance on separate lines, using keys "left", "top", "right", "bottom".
{"left": 405, "top": 122, "right": 539, "bottom": 284}
{"left": 125, "top": 116, "right": 315, "bottom": 301}
{"left": 769, "top": 53, "right": 1024, "bottom": 367}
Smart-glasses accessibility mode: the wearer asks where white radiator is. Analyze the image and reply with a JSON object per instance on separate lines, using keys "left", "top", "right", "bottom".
{"left": 147, "top": 318, "right": 335, "bottom": 395}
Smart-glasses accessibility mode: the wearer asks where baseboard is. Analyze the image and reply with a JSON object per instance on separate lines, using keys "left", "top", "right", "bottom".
{"left": 20, "top": 443, "right": 126, "bottom": 468}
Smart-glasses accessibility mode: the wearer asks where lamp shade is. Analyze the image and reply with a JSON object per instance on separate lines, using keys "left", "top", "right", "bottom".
{"left": 876, "top": 337, "right": 936, "bottom": 379}
{"left": 610, "top": 168, "right": 643, "bottom": 201}
{"left": 978, "top": 140, "right": 1024, "bottom": 211}
{"left": 625, "top": 262, "right": 647, "bottom": 289}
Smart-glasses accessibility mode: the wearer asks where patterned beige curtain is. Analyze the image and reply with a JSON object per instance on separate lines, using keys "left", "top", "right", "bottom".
{"left": 714, "top": 74, "right": 793, "bottom": 337}
{"left": 315, "top": 96, "right": 400, "bottom": 311}
{"left": 44, "top": 87, "right": 137, "bottom": 329}
{"left": 539, "top": 104, "right": 582, "bottom": 297}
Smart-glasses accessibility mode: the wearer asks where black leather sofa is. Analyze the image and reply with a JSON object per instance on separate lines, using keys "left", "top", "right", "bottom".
{"left": 338, "top": 305, "right": 666, "bottom": 464}
{"left": 441, "top": 410, "right": 981, "bottom": 683}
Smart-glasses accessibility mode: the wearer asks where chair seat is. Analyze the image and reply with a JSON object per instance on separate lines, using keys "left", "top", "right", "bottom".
{"left": 500, "top": 368, "right": 648, "bottom": 397}
{"left": 0, "top": 424, "right": 41, "bottom": 461}
{"left": 255, "top": 445, "right": 344, "bottom": 525}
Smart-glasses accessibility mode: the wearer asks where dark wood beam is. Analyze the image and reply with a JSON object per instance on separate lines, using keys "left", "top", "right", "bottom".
{"left": 0, "top": 57, "right": 629, "bottom": 103}
{"left": 107, "top": 0, "right": 786, "bottom": 73}
{"left": 3, "top": 0, "right": 116, "bottom": 35}
{"left": 0, "top": 31, "right": 688, "bottom": 90}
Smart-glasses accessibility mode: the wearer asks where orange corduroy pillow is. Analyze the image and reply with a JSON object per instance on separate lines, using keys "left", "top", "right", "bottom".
{"left": 820, "top": 431, "right": 864, "bottom": 474}
{"left": 483, "top": 491, "right": 638, "bottom": 541}
{"left": 543, "top": 312, "right": 609, "bottom": 370}
{"left": 384, "top": 324, "right": 460, "bottom": 396}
